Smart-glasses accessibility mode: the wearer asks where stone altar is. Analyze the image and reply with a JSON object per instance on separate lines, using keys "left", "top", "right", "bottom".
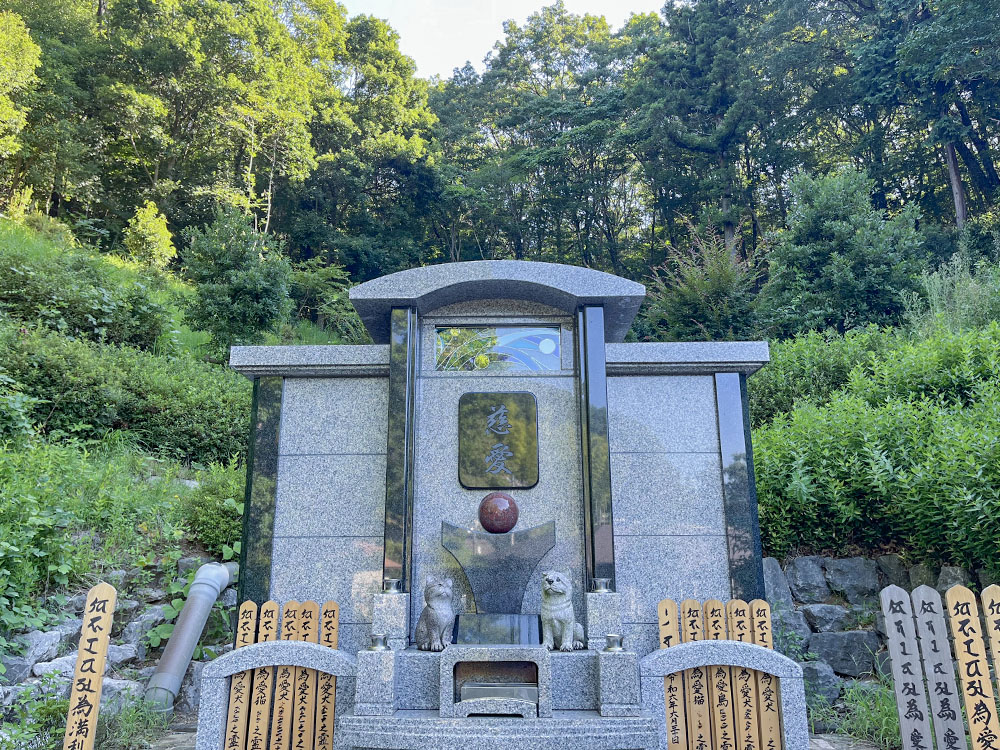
{"left": 212, "top": 260, "right": 774, "bottom": 749}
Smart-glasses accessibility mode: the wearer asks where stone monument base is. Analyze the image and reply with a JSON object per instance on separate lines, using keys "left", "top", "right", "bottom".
{"left": 338, "top": 710, "right": 659, "bottom": 750}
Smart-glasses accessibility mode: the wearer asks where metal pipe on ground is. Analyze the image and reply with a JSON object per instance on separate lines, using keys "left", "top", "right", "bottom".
{"left": 144, "top": 561, "right": 238, "bottom": 714}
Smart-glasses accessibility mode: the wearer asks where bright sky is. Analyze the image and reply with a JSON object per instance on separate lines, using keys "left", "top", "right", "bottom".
{"left": 339, "top": 1, "right": 666, "bottom": 79}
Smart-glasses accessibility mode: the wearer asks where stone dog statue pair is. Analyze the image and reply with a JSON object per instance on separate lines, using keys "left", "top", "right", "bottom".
{"left": 415, "top": 570, "right": 585, "bottom": 652}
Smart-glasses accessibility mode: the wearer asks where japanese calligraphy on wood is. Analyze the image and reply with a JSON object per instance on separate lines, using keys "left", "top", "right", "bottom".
{"left": 910, "top": 585, "right": 966, "bottom": 750}
{"left": 458, "top": 392, "right": 538, "bottom": 489}
{"left": 680, "top": 598, "right": 711, "bottom": 750}
{"left": 62, "top": 582, "right": 117, "bottom": 750}
{"left": 981, "top": 584, "right": 1000, "bottom": 698}
{"left": 703, "top": 599, "right": 736, "bottom": 750}
{"left": 246, "top": 600, "right": 279, "bottom": 750}
{"left": 293, "top": 600, "right": 319, "bottom": 750}
{"left": 750, "top": 599, "right": 782, "bottom": 750}
{"left": 657, "top": 598, "right": 687, "bottom": 749}
{"left": 879, "top": 585, "right": 933, "bottom": 750}
{"left": 315, "top": 601, "right": 340, "bottom": 750}
{"left": 946, "top": 586, "right": 1000, "bottom": 750}
{"left": 224, "top": 601, "right": 258, "bottom": 750}
{"left": 269, "top": 601, "right": 300, "bottom": 750}
{"left": 728, "top": 599, "right": 761, "bottom": 750}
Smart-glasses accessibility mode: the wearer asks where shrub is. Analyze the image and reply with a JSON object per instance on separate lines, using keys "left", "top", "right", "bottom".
{"left": 757, "top": 169, "right": 924, "bottom": 336}
{"left": 0, "top": 323, "right": 250, "bottom": 464}
{"left": 749, "top": 326, "right": 899, "bottom": 426}
{"left": 639, "top": 223, "right": 761, "bottom": 342}
{"left": 183, "top": 208, "right": 292, "bottom": 351}
{"left": 180, "top": 462, "right": 244, "bottom": 555}
{"left": 0, "top": 219, "right": 169, "bottom": 350}
{"left": 123, "top": 201, "right": 176, "bottom": 269}
{"left": 754, "top": 326, "right": 1000, "bottom": 570}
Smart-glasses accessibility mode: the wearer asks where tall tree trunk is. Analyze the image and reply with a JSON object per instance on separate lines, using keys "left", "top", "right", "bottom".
{"left": 943, "top": 142, "right": 968, "bottom": 229}
{"left": 956, "top": 98, "right": 1000, "bottom": 193}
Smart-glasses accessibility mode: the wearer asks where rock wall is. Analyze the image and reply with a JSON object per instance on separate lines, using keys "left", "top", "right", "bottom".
{"left": 763, "top": 553, "right": 981, "bottom": 714}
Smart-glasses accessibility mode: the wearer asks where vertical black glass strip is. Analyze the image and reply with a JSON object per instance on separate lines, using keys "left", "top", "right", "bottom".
{"left": 237, "top": 376, "right": 282, "bottom": 606}
{"left": 383, "top": 307, "right": 418, "bottom": 591}
{"left": 716, "top": 372, "right": 765, "bottom": 601}
{"left": 577, "top": 306, "right": 616, "bottom": 589}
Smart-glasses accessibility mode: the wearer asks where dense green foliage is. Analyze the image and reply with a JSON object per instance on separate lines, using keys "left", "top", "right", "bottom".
{"left": 755, "top": 324, "right": 1000, "bottom": 570}
{"left": 0, "top": 220, "right": 168, "bottom": 349}
{"left": 183, "top": 208, "right": 292, "bottom": 350}
{"left": 759, "top": 171, "right": 924, "bottom": 336}
{"left": 0, "top": 0, "right": 995, "bottom": 292}
{"left": 0, "top": 440, "right": 187, "bottom": 636}
{"left": 180, "top": 463, "right": 245, "bottom": 555}
{"left": 0, "top": 322, "right": 249, "bottom": 462}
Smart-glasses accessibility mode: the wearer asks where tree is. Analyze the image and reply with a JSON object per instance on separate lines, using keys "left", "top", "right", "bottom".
{"left": 183, "top": 208, "right": 292, "bottom": 350}
{"left": 123, "top": 200, "right": 175, "bottom": 268}
{"left": 759, "top": 169, "right": 924, "bottom": 336}
{"left": 0, "top": 11, "right": 40, "bottom": 159}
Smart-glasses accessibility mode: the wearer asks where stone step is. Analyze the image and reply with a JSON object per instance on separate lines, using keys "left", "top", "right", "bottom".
{"left": 147, "top": 729, "right": 881, "bottom": 750}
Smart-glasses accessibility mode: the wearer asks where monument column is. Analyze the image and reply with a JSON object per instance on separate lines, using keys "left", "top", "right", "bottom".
{"left": 382, "top": 306, "right": 418, "bottom": 591}
{"left": 577, "top": 305, "right": 616, "bottom": 591}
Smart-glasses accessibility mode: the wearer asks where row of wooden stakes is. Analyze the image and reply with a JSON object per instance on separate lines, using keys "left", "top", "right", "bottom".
{"left": 880, "top": 583, "right": 1000, "bottom": 750}
{"left": 224, "top": 600, "right": 340, "bottom": 750}
{"left": 658, "top": 597, "right": 782, "bottom": 750}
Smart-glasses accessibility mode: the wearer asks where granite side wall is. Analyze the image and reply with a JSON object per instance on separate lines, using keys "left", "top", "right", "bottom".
{"left": 269, "top": 376, "right": 389, "bottom": 655}
{"left": 608, "top": 374, "right": 731, "bottom": 657}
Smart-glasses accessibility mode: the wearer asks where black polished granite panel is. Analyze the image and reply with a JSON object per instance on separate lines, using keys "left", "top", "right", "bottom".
{"left": 458, "top": 392, "right": 538, "bottom": 489}
{"left": 577, "top": 306, "right": 616, "bottom": 590}
{"left": 453, "top": 614, "right": 542, "bottom": 645}
{"left": 237, "top": 376, "right": 282, "bottom": 606}
{"left": 383, "top": 307, "right": 418, "bottom": 590}
{"left": 715, "top": 372, "right": 765, "bottom": 601}
{"left": 441, "top": 521, "right": 556, "bottom": 614}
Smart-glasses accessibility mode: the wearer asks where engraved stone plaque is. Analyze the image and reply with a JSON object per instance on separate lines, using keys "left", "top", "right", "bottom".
{"left": 458, "top": 392, "right": 538, "bottom": 489}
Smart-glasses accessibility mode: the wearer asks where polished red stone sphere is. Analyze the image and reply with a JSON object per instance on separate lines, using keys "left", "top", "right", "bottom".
{"left": 478, "top": 491, "right": 519, "bottom": 533}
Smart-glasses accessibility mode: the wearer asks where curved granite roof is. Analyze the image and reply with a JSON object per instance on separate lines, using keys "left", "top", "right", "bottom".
{"left": 349, "top": 260, "right": 646, "bottom": 343}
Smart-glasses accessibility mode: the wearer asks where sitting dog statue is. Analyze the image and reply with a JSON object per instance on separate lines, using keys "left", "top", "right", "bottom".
{"left": 540, "top": 570, "right": 585, "bottom": 651}
{"left": 415, "top": 576, "right": 455, "bottom": 651}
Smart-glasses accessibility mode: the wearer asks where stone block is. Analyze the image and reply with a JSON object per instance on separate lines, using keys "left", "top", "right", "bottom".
{"left": 597, "top": 649, "right": 640, "bottom": 716}
{"left": 551, "top": 651, "right": 597, "bottom": 710}
{"left": 99, "top": 678, "right": 141, "bottom": 716}
{"left": 269, "top": 536, "right": 381, "bottom": 624}
{"left": 771, "top": 606, "right": 811, "bottom": 660}
{"left": 785, "top": 556, "right": 830, "bottom": 603}
{"left": 585, "top": 592, "right": 623, "bottom": 651}
{"left": 121, "top": 605, "right": 167, "bottom": 661}
{"left": 876, "top": 553, "right": 909, "bottom": 589}
{"left": 607, "top": 376, "right": 720, "bottom": 453}
{"left": 354, "top": 647, "right": 396, "bottom": 716}
{"left": 936, "top": 565, "right": 970, "bottom": 594}
{"left": 274, "top": 453, "right": 386, "bottom": 538}
{"left": 20, "top": 630, "right": 60, "bottom": 665}
{"left": 908, "top": 563, "right": 936, "bottom": 589}
{"left": 0, "top": 656, "right": 32, "bottom": 685}
{"left": 372, "top": 591, "right": 410, "bottom": 650}
{"left": 801, "top": 604, "right": 851, "bottom": 633}
{"left": 615, "top": 534, "right": 730, "bottom": 625}
{"left": 610, "top": 452, "right": 725, "bottom": 536}
{"left": 825, "top": 557, "right": 879, "bottom": 604}
{"left": 762, "top": 557, "right": 793, "bottom": 607}
{"left": 800, "top": 660, "right": 841, "bottom": 705}
{"left": 809, "top": 631, "right": 880, "bottom": 677}
{"left": 278, "top": 377, "right": 388, "bottom": 456}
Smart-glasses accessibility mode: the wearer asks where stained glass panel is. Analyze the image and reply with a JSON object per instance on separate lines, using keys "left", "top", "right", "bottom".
{"left": 434, "top": 326, "right": 561, "bottom": 372}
